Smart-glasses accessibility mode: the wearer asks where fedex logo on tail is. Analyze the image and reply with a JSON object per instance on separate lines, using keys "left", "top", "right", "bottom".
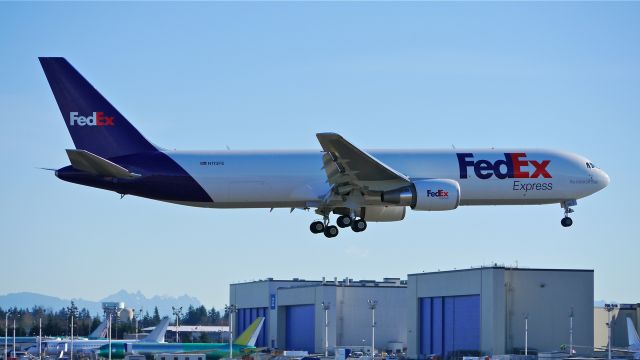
{"left": 69, "top": 112, "right": 114, "bottom": 126}
{"left": 457, "top": 153, "right": 551, "bottom": 179}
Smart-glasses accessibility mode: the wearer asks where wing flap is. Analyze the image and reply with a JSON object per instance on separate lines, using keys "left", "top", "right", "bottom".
{"left": 66, "top": 149, "right": 140, "bottom": 179}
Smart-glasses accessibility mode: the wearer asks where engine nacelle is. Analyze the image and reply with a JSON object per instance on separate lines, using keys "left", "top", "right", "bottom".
{"left": 362, "top": 205, "right": 406, "bottom": 222}
{"left": 382, "top": 179, "right": 460, "bottom": 211}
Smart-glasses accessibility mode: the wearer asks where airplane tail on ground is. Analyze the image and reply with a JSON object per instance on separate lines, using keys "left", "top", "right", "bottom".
{"left": 88, "top": 320, "right": 108, "bottom": 339}
{"left": 39, "top": 57, "right": 157, "bottom": 159}
{"left": 141, "top": 317, "right": 171, "bottom": 343}
{"left": 628, "top": 317, "right": 640, "bottom": 351}
{"left": 234, "top": 317, "right": 265, "bottom": 347}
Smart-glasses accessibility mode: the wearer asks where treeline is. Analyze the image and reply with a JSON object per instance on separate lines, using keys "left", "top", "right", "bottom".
{"left": 0, "top": 304, "right": 99, "bottom": 337}
{"left": 0, "top": 303, "right": 229, "bottom": 339}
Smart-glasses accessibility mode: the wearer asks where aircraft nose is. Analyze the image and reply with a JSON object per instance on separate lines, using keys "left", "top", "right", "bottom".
{"left": 597, "top": 169, "right": 610, "bottom": 190}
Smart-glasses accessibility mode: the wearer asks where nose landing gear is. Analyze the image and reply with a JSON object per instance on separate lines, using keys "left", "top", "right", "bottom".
{"left": 561, "top": 200, "right": 577, "bottom": 227}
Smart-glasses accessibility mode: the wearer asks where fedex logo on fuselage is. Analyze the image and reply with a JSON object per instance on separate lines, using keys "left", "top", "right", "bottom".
{"left": 69, "top": 112, "right": 114, "bottom": 126}
{"left": 457, "top": 153, "right": 551, "bottom": 179}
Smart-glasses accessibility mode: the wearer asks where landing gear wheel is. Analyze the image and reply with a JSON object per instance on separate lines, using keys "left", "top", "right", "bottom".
{"left": 561, "top": 217, "right": 573, "bottom": 227}
{"left": 324, "top": 225, "right": 339, "bottom": 238}
{"left": 351, "top": 218, "right": 367, "bottom": 232}
{"left": 336, "top": 215, "right": 352, "bottom": 228}
{"left": 310, "top": 221, "right": 325, "bottom": 234}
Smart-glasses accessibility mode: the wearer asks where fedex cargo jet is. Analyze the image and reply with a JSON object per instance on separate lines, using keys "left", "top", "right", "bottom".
{"left": 39, "top": 57, "right": 610, "bottom": 237}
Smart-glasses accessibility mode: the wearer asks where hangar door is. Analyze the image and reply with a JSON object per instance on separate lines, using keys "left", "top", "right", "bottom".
{"left": 420, "top": 295, "right": 480, "bottom": 359}
{"left": 285, "top": 304, "right": 315, "bottom": 352}
{"left": 237, "top": 307, "right": 268, "bottom": 347}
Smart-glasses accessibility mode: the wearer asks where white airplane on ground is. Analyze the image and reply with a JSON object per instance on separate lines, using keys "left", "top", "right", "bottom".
{"left": 627, "top": 317, "right": 640, "bottom": 359}
{"left": 27, "top": 317, "right": 170, "bottom": 357}
{"left": 39, "top": 57, "right": 610, "bottom": 237}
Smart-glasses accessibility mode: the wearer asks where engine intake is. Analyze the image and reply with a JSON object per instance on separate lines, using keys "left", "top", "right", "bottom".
{"left": 382, "top": 179, "right": 460, "bottom": 211}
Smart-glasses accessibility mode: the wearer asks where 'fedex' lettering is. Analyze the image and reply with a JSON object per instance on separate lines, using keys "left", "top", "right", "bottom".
{"left": 69, "top": 112, "right": 114, "bottom": 126}
{"left": 457, "top": 153, "right": 551, "bottom": 179}
{"left": 427, "top": 189, "right": 448, "bottom": 198}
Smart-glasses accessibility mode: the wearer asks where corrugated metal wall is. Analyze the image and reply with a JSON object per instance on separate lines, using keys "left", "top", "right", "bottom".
{"left": 420, "top": 295, "right": 480, "bottom": 359}
{"left": 237, "top": 307, "right": 269, "bottom": 347}
{"left": 285, "top": 304, "right": 315, "bottom": 352}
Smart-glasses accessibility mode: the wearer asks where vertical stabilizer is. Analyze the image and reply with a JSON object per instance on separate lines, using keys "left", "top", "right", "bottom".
{"left": 141, "top": 317, "right": 171, "bottom": 343}
{"left": 234, "top": 317, "right": 265, "bottom": 347}
{"left": 628, "top": 317, "right": 640, "bottom": 351}
{"left": 88, "top": 320, "right": 108, "bottom": 339}
{"left": 39, "top": 57, "right": 157, "bottom": 158}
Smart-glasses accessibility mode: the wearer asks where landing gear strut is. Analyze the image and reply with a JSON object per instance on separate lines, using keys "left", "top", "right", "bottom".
{"left": 561, "top": 200, "right": 576, "bottom": 227}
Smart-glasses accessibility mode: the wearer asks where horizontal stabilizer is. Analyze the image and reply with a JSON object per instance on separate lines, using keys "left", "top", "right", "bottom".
{"left": 66, "top": 149, "right": 140, "bottom": 178}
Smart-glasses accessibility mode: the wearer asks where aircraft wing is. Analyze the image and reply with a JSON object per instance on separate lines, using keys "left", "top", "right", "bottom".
{"left": 316, "top": 132, "right": 410, "bottom": 196}
{"left": 66, "top": 149, "right": 140, "bottom": 179}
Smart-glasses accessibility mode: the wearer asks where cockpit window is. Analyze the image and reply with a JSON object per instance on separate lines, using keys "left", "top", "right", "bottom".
{"left": 586, "top": 162, "right": 597, "bottom": 169}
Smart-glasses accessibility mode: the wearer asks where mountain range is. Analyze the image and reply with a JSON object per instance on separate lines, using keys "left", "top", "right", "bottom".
{"left": 0, "top": 290, "right": 202, "bottom": 316}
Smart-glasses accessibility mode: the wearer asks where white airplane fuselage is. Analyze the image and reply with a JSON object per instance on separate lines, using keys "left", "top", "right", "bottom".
{"left": 164, "top": 148, "right": 609, "bottom": 208}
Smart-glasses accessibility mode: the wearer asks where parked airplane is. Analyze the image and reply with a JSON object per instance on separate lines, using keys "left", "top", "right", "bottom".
{"left": 0, "top": 336, "right": 61, "bottom": 353}
{"left": 27, "top": 317, "right": 170, "bottom": 357}
{"left": 39, "top": 57, "right": 610, "bottom": 237}
{"left": 586, "top": 318, "right": 640, "bottom": 359}
{"left": 627, "top": 317, "right": 640, "bottom": 358}
{"left": 1, "top": 320, "right": 103, "bottom": 350}
{"left": 97, "top": 317, "right": 264, "bottom": 360}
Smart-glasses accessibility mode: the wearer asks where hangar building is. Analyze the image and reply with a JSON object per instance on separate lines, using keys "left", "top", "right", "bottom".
{"left": 407, "top": 267, "right": 594, "bottom": 359}
{"left": 230, "top": 277, "right": 407, "bottom": 353}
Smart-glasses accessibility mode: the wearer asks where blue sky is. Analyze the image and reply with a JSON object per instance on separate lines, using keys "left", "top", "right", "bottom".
{"left": 0, "top": 2, "right": 638, "bottom": 309}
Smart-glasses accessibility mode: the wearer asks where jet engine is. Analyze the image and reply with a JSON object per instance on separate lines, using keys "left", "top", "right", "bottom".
{"left": 362, "top": 205, "right": 406, "bottom": 222}
{"left": 382, "top": 179, "right": 460, "bottom": 211}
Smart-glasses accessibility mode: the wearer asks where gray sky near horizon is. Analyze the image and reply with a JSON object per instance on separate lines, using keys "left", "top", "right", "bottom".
{"left": 0, "top": 2, "right": 638, "bottom": 309}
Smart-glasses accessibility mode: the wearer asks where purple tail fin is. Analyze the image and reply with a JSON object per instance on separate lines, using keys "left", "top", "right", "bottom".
{"left": 39, "top": 57, "right": 157, "bottom": 158}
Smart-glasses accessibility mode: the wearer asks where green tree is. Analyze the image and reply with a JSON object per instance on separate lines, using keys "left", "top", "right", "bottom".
{"left": 208, "top": 307, "right": 220, "bottom": 325}
{"left": 199, "top": 331, "right": 210, "bottom": 343}
{"left": 152, "top": 306, "right": 161, "bottom": 324}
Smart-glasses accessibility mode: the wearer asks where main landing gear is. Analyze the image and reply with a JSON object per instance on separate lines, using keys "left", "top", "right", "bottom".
{"left": 561, "top": 200, "right": 577, "bottom": 228}
{"left": 310, "top": 215, "right": 367, "bottom": 237}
